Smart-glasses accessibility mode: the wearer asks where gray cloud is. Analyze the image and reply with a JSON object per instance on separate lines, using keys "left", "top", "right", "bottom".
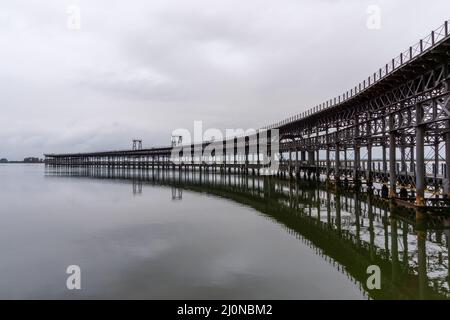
{"left": 0, "top": 0, "right": 449, "bottom": 159}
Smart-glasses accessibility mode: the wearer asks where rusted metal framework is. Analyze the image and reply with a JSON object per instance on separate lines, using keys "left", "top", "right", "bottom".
{"left": 274, "top": 21, "right": 450, "bottom": 207}
{"left": 45, "top": 21, "right": 450, "bottom": 209}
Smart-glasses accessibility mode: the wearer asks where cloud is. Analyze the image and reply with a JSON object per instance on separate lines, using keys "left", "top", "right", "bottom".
{"left": 0, "top": 0, "right": 449, "bottom": 159}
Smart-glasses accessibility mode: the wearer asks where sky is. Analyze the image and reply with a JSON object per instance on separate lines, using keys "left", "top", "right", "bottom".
{"left": 0, "top": 0, "right": 449, "bottom": 160}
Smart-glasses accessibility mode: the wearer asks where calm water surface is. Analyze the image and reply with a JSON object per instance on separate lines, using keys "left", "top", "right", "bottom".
{"left": 0, "top": 164, "right": 449, "bottom": 299}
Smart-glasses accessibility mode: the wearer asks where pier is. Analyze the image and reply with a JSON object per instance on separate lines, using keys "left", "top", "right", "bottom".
{"left": 45, "top": 21, "right": 450, "bottom": 211}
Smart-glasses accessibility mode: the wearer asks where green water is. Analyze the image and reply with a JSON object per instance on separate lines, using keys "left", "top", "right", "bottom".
{"left": 0, "top": 164, "right": 448, "bottom": 299}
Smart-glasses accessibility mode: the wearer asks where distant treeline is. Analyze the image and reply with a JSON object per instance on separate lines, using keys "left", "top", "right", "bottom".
{"left": 0, "top": 157, "right": 44, "bottom": 163}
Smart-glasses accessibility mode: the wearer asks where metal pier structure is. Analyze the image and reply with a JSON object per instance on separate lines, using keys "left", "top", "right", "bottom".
{"left": 45, "top": 21, "right": 450, "bottom": 211}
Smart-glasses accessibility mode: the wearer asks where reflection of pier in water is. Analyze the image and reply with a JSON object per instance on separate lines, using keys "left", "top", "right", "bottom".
{"left": 132, "top": 179, "right": 142, "bottom": 195}
{"left": 171, "top": 187, "right": 182, "bottom": 200}
{"left": 46, "top": 166, "right": 450, "bottom": 299}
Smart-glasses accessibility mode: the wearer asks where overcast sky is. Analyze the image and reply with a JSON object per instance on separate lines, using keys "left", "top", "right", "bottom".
{"left": 0, "top": 0, "right": 449, "bottom": 159}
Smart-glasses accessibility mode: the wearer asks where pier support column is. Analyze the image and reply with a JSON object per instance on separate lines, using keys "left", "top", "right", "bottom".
{"left": 325, "top": 126, "right": 330, "bottom": 180}
{"left": 343, "top": 147, "right": 347, "bottom": 175}
{"left": 245, "top": 136, "right": 249, "bottom": 175}
{"left": 416, "top": 127, "right": 425, "bottom": 206}
{"left": 300, "top": 150, "right": 306, "bottom": 176}
{"left": 389, "top": 125, "right": 397, "bottom": 198}
{"left": 289, "top": 149, "right": 293, "bottom": 177}
{"left": 416, "top": 104, "right": 426, "bottom": 207}
{"left": 335, "top": 121, "right": 340, "bottom": 183}
{"left": 326, "top": 146, "right": 330, "bottom": 180}
{"left": 256, "top": 133, "right": 260, "bottom": 175}
{"left": 366, "top": 112, "right": 373, "bottom": 187}
{"left": 308, "top": 149, "right": 315, "bottom": 179}
{"left": 444, "top": 120, "right": 450, "bottom": 198}
{"left": 335, "top": 144, "right": 340, "bottom": 182}
{"left": 354, "top": 145, "right": 360, "bottom": 183}
{"left": 233, "top": 138, "right": 240, "bottom": 173}
{"left": 400, "top": 137, "right": 407, "bottom": 173}
{"left": 316, "top": 142, "right": 320, "bottom": 178}
{"left": 434, "top": 137, "right": 439, "bottom": 193}
{"left": 382, "top": 115, "right": 388, "bottom": 180}
{"left": 267, "top": 131, "right": 272, "bottom": 176}
{"left": 308, "top": 150, "right": 315, "bottom": 166}
{"left": 354, "top": 115, "right": 360, "bottom": 184}
{"left": 367, "top": 143, "right": 373, "bottom": 186}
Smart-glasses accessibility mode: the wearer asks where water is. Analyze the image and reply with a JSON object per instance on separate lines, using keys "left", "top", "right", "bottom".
{"left": 0, "top": 164, "right": 449, "bottom": 299}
